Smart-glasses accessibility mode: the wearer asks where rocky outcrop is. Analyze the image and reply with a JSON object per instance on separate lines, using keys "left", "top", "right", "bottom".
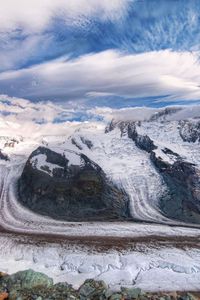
{"left": 0, "top": 151, "right": 9, "bottom": 161}
{"left": 149, "top": 107, "right": 182, "bottom": 122}
{"left": 179, "top": 120, "right": 200, "bottom": 143}
{"left": 106, "top": 120, "right": 157, "bottom": 153}
{"left": 18, "top": 147, "right": 130, "bottom": 221}
{"left": 151, "top": 151, "right": 200, "bottom": 223}
{"left": 0, "top": 270, "right": 77, "bottom": 300}
{"left": 0, "top": 269, "right": 199, "bottom": 300}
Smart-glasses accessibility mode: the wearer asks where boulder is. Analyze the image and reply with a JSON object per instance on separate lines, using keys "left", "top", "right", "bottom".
{"left": 0, "top": 269, "right": 53, "bottom": 291}
{"left": 79, "top": 279, "right": 107, "bottom": 299}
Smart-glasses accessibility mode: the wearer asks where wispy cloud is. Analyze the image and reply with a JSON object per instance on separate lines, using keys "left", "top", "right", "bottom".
{"left": 0, "top": 0, "right": 128, "bottom": 32}
{"left": 0, "top": 50, "right": 200, "bottom": 104}
{"left": 1, "top": 1, "right": 200, "bottom": 108}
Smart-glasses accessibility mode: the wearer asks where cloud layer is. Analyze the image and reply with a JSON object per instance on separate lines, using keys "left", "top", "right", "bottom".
{"left": 0, "top": 50, "right": 200, "bottom": 105}
{"left": 1, "top": 95, "right": 200, "bottom": 140}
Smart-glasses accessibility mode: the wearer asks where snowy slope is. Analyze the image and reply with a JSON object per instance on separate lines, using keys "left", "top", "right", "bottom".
{"left": 1, "top": 106, "right": 200, "bottom": 227}
{"left": 1, "top": 106, "right": 200, "bottom": 291}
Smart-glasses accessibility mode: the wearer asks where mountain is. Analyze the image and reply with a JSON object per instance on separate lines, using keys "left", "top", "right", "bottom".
{"left": 18, "top": 146, "right": 130, "bottom": 221}
{"left": 1, "top": 106, "right": 200, "bottom": 225}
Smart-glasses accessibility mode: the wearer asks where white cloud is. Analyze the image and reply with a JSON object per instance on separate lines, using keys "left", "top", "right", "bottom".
{"left": 90, "top": 105, "right": 200, "bottom": 123}
{"left": 89, "top": 106, "right": 159, "bottom": 122}
{"left": 0, "top": 0, "right": 129, "bottom": 33}
{"left": 0, "top": 95, "right": 102, "bottom": 139}
{"left": 1, "top": 50, "right": 200, "bottom": 103}
{"left": 0, "top": 94, "right": 74, "bottom": 123}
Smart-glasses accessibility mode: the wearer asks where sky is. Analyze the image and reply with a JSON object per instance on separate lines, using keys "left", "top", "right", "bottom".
{"left": 1, "top": 0, "right": 200, "bottom": 113}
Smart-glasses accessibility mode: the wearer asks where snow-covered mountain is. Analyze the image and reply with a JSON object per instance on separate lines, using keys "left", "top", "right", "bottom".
{"left": 1, "top": 106, "right": 200, "bottom": 226}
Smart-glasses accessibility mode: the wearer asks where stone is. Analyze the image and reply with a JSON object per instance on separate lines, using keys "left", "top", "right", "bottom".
{"left": 79, "top": 279, "right": 107, "bottom": 299}
{"left": 0, "top": 292, "right": 8, "bottom": 300}
{"left": 0, "top": 269, "right": 53, "bottom": 300}
{"left": 105, "top": 289, "right": 113, "bottom": 299}
{"left": 109, "top": 293, "right": 123, "bottom": 300}
{"left": 121, "top": 287, "right": 142, "bottom": 299}
{"left": 0, "top": 269, "right": 53, "bottom": 291}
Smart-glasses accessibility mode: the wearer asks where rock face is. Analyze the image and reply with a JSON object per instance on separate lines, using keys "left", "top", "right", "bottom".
{"left": 106, "top": 120, "right": 157, "bottom": 153}
{"left": 18, "top": 147, "right": 130, "bottom": 221}
{"left": 106, "top": 118, "right": 200, "bottom": 224}
{"left": 179, "top": 120, "right": 200, "bottom": 143}
{"left": 151, "top": 152, "right": 200, "bottom": 223}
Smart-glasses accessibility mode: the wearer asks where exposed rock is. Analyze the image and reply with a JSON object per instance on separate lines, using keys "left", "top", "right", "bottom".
{"left": 108, "top": 117, "right": 200, "bottom": 224}
{"left": 0, "top": 270, "right": 53, "bottom": 300}
{"left": 121, "top": 287, "right": 142, "bottom": 299}
{"left": 151, "top": 151, "right": 200, "bottom": 223}
{"left": 149, "top": 107, "right": 182, "bottom": 122}
{"left": 134, "top": 135, "right": 157, "bottom": 153}
{"left": 0, "top": 150, "right": 9, "bottom": 161}
{"left": 179, "top": 120, "right": 200, "bottom": 143}
{"left": 79, "top": 279, "right": 107, "bottom": 299}
{"left": 0, "top": 269, "right": 200, "bottom": 300}
{"left": 106, "top": 120, "right": 157, "bottom": 153}
{"left": 109, "top": 294, "right": 123, "bottom": 300}
{"left": 80, "top": 137, "right": 93, "bottom": 149}
{"left": 18, "top": 147, "right": 130, "bottom": 221}
{"left": 0, "top": 269, "right": 53, "bottom": 291}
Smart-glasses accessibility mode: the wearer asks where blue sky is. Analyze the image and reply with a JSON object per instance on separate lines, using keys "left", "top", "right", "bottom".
{"left": 1, "top": 0, "right": 200, "bottom": 109}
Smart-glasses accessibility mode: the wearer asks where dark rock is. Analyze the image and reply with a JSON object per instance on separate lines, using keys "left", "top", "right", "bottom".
{"left": 0, "top": 150, "right": 9, "bottom": 161}
{"left": 71, "top": 138, "right": 83, "bottom": 150}
{"left": 79, "top": 279, "right": 107, "bottom": 299}
{"left": 18, "top": 147, "right": 130, "bottom": 221}
{"left": 179, "top": 120, "right": 200, "bottom": 143}
{"left": 0, "top": 269, "right": 53, "bottom": 299}
{"left": 112, "top": 117, "right": 200, "bottom": 224}
{"left": 149, "top": 107, "right": 182, "bottom": 122}
{"left": 151, "top": 151, "right": 200, "bottom": 223}
{"left": 5, "top": 280, "right": 78, "bottom": 300}
{"left": 106, "top": 120, "right": 157, "bottom": 153}
{"left": 105, "top": 119, "right": 117, "bottom": 133}
{"left": 0, "top": 269, "right": 53, "bottom": 291}
{"left": 134, "top": 135, "right": 157, "bottom": 153}
{"left": 109, "top": 293, "right": 123, "bottom": 300}
{"left": 80, "top": 137, "right": 93, "bottom": 149}
{"left": 121, "top": 287, "right": 142, "bottom": 299}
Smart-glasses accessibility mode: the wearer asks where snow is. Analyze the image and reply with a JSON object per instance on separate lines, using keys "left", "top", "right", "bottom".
{"left": 153, "top": 147, "right": 177, "bottom": 164}
{"left": 30, "top": 154, "right": 64, "bottom": 176}
{"left": 0, "top": 234, "right": 200, "bottom": 291}
{"left": 1, "top": 105, "right": 200, "bottom": 291}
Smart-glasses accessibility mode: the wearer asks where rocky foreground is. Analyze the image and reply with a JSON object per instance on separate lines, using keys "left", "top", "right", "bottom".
{"left": 0, "top": 269, "right": 199, "bottom": 300}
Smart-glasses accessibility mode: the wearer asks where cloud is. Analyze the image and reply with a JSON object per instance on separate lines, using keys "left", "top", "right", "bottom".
{"left": 90, "top": 105, "right": 200, "bottom": 122}
{"left": 1, "top": 95, "right": 200, "bottom": 142}
{"left": 1, "top": 50, "right": 200, "bottom": 104}
{"left": 0, "top": 94, "right": 75, "bottom": 123}
{"left": 0, "top": 0, "right": 130, "bottom": 72}
{"left": 89, "top": 106, "right": 159, "bottom": 122}
{"left": 0, "top": 95, "right": 82, "bottom": 139}
{"left": 0, "top": 0, "right": 128, "bottom": 33}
